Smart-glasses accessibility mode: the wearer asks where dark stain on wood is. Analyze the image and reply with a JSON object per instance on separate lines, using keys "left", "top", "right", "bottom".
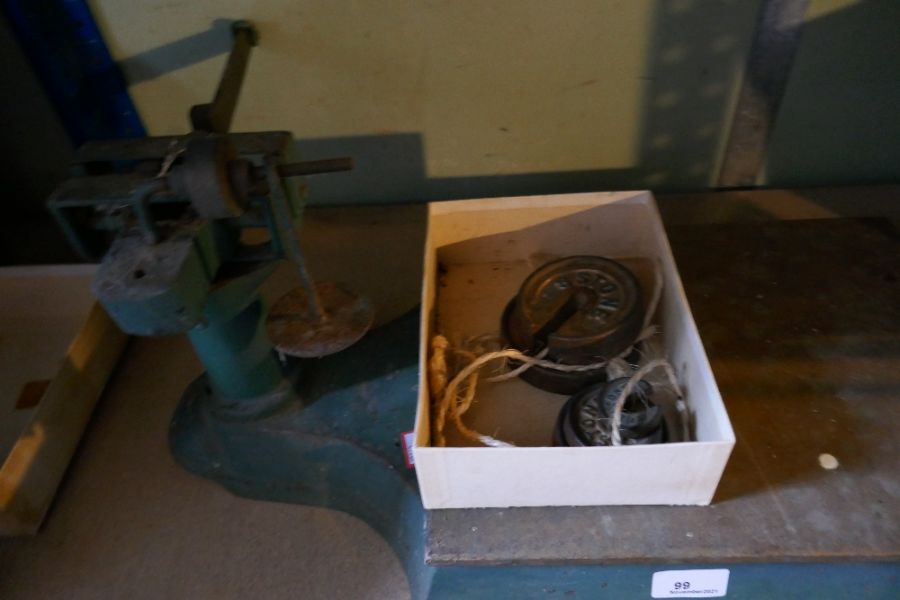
{"left": 16, "top": 380, "right": 51, "bottom": 410}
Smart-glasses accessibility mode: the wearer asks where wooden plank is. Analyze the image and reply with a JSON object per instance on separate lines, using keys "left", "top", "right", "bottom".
{"left": 0, "top": 303, "right": 127, "bottom": 535}
{"left": 0, "top": 265, "right": 96, "bottom": 462}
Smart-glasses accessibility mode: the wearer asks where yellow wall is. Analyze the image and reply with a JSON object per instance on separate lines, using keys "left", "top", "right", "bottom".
{"left": 90, "top": 0, "right": 762, "bottom": 203}
{"left": 765, "top": 0, "right": 900, "bottom": 186}
{"left": 90, "top": 1, "right": 899, "bottom": 203}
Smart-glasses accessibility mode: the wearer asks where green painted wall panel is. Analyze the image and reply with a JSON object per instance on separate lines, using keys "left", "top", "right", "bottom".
{"left": 765, "top": 0, "right": 900, "bottom": 187}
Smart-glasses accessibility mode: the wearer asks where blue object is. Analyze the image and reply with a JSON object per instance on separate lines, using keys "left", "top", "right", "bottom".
{"left": 1, "top": 0, "right": 145, "bottom": 144}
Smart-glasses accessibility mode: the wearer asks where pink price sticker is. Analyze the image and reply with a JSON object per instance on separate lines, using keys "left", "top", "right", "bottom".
{"left": 400, "top": 431, "right": 415, "bottom": 468}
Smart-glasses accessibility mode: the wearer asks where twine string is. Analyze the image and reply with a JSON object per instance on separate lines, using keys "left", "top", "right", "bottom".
{"left": 432, "top": 259, "right": 682, "bottom": 448}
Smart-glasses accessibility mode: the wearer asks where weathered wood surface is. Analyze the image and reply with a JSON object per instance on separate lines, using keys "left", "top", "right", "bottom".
{"left": 426, "top": 209, "right": 900, "bottom": 565}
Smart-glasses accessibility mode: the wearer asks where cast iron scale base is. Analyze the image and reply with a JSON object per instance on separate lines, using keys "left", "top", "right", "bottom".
{"left": 169, "top": 309, "right": 434, "bottom": 597}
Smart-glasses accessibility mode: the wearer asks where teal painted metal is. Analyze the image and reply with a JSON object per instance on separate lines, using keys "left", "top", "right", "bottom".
{"left": 426, "top": 562, "right": 898, "bottom": 599}
{"left": 187, "top": 297, "right": 283, "bottom": 401}
{"left": 169, "top": 309, "right": 436, "bottom": 600}
{"left": 185, "top": 253, "right": 284, "bottom": 403}
{"left": 182, "top": 257, "right": 296, "bottom": 419}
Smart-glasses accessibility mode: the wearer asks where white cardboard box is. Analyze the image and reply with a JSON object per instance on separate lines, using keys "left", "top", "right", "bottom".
{"left": 413, "top": 191, "right": 735, "bottom": 509}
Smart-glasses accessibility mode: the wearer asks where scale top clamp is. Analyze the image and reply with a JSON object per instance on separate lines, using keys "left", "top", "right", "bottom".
{"left": 47, "top": 21, "right": 372, "bottom": 363}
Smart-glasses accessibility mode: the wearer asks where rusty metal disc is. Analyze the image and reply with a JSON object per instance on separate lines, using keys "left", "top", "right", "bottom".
{"left": 266, "top": 282, "right": 374, "bottom": 358}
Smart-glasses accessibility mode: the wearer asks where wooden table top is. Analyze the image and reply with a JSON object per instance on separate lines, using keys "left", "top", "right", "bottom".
{"left": 425, "top": 188, "right": 900, "bottom": 565}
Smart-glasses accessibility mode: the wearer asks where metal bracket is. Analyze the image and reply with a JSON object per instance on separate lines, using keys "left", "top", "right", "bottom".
{"left": 189, "top": 20, "right": 259, "bottom": 133}
{"left": 717, "top": 0, "right": 810, "bottom": 187}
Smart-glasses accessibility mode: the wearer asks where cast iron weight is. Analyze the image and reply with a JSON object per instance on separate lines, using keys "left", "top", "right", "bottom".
{"left": 502, "top": 256, "right": 645, "bottom": 394}
{"left": 553, "top": 378, "right": 666, "bottom": 447}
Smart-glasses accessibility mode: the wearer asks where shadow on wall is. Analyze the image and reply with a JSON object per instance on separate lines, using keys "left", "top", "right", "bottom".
{"left": 117, "top": 19, "right": 234, "bottom": 85}
{"left": 2, "top": 1, "right": 760, "bottom": 214}
{"left": 297, "top": 0, "right": 760, "bottom": 205}
{"left": 765, "top": 0, "right": 900, "bottom": 187}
